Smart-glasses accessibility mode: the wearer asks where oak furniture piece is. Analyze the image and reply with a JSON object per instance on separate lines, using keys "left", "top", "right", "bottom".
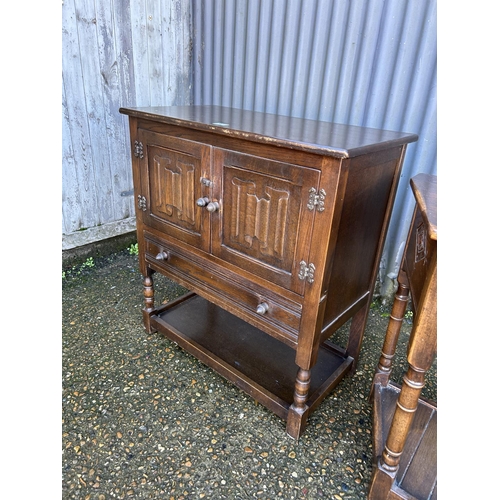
{"left": 119, "top": 105, "right": 418, "bottom": 439}
{"left": 369, "top": 173, "right": 437, "bottom": 498}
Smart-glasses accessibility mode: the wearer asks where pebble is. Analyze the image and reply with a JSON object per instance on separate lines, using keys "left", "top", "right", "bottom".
{"left": 62, "top": 250, "right": 437, "bottom": 499}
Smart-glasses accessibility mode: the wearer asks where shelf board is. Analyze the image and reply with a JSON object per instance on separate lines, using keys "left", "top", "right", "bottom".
{"left": 150, "top": 293, "right": 353, "bottom": 422}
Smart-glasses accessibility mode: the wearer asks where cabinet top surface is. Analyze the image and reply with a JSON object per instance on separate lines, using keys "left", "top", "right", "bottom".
{"left": 411, "top": 173, "right": 437, "bottom": 240}
{"left": 120, "top": 105, "right": 418, "bottom": 159}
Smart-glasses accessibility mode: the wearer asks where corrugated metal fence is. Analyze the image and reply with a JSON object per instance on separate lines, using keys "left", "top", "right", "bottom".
{"left": 192, "top": 0, "right": 437, "bottom": 293}
{"left": 62, "top": 0, "right": 436, "bottom": 293}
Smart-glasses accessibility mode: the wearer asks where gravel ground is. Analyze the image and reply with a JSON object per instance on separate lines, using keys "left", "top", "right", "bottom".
{"left": 62, "top": 249, "right": 437, "bottom": 499}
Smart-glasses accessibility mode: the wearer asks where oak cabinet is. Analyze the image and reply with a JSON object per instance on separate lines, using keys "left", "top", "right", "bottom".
{"left": 120, "top": 105, "right": 418, "bottom": 439}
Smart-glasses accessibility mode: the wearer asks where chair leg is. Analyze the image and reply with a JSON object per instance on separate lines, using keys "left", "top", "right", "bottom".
{"left": 370, "top": 274, "right": 409, "bottom": 398}
{"left": 383, "top": 364, "right": 425, "bottom": 468}
{"left": 368, "top": 362, "right": 425, "bottom": 499}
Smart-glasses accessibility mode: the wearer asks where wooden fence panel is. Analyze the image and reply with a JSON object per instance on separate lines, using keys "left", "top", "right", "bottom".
{"left": 62, "top": 0, "right": 100, "bottom": 233}
{"left": 62, "top": 0, "right": 192, "bottom": 236}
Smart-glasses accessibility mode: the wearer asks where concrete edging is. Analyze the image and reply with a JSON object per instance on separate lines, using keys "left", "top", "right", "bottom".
{"left": 62, "top": 217, "right": 137, "bottom": 268}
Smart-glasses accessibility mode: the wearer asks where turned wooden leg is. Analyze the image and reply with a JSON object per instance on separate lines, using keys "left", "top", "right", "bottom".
{"left": 368, "top": 363, "right": 426, "bottom": 499}
{"left": 383, "top": 365, "right": 425, "bottom": 468}
{"left": 379, "top": 255, "right": 436, "bottom": 471}
{"left": 371, "top": 276, "right": 410, "bottom": 396}
{"left": 286, "top": 368, "right": 311, "bottom": 440}
{"left": 142, "top": 268, "right": 157, "bottom": 333}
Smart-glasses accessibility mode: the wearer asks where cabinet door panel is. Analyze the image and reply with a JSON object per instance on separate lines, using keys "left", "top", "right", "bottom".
{"left": 138, "top": 130, "right": 211, "bottom": 252}
{"left": 213, "top": 148, "right": 320, "bottom": 294}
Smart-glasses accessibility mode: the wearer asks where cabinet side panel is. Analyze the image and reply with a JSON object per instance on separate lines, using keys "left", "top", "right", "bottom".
{"left": 322, "top": 147, "right": 404, "bottom": 332}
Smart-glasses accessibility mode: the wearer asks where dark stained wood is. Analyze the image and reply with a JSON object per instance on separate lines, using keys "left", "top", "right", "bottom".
{"left": 120, "top": 105, "right": 418, "bottom": 159}
{"left": 120, "top": 105, "right": 418, "bottom": 439}
{"left": 400, "top": 409, "right": 437, "bottom": 498}
{"left": 369, "top": 173, "right": 437, "bottom": 499}
{"left": 411, "top": 173, "right": 437, "bottom": 239}
{"left": 212, "top": 147, "right": 320, "bottom": 293}
{"left": 150, "top": 293, "right": 352, "bottom": 421}
{"left": 138, "top": 130, "right": 212, "bottom": 252}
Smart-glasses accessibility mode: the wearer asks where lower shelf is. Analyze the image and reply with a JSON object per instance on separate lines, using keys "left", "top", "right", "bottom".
{"left": 149, "top": 292, "right": 353, "bottom": 424}
{"left": 371, "top": 382, "right": 437, "bottom": 500}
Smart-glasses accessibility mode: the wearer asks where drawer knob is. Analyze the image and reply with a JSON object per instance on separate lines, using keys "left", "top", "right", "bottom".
{"left": 206, "top": 201, "right": 220, "bottom": 213}
{"left": 155, "top": 251, "right": 169, "bottom": 261}
{"left": 196, "top": 197, "right": 209, "bottom": 207}
{"left": 256, "top": 302, "right": 269, "bottom": 315}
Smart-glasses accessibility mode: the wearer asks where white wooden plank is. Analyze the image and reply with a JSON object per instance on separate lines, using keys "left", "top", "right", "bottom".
{"left": 62, "top": 0, "right": 99, "bottom": 233}
{"left": 62, "top": 0, "right": 195, "bottom": 240}
{"left": 129, "top": 0, "right": 149, "bottom": 105}
{"left": 146, "top": 0, "right": 164, "bottom": 106}
{"left": 62, "top": 79, "right": 83, "bottom": 234}
{"left": 94, "top": 0, "right": 134, "bottom": 219}
{"left": 111, "top": 0, "right": 136, "bottom": 217}
{"left": 74, "top": 0, "right": 116, "bottom": 224}
{"left": 111, "top": 0, "right": 136, "bottom": 107}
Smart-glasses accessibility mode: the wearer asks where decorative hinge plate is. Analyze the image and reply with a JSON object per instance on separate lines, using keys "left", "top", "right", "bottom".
{"left": 134, "top": 141, "right": 144, "bottom": 159}
{"left": 137, "top": 195, "right": 147, "bottom": 211}
{"left": 298, "top": 261, "right": 316, "bottom": 283}
{"left": 307, "top": 187, "right": 326, "bottom": 212}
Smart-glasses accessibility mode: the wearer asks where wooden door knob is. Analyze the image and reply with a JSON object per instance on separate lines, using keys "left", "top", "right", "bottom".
{"left": 206, "top": 201, "right": 220, "bottom": 213}
{"left": 196, "top": 197, "right": 209, "bottom": 207}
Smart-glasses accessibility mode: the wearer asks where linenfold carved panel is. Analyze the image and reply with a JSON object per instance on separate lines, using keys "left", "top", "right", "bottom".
{"left": 138, "top": 130, "right": 211, "bottom": 252}
{"left": 229, "top": 177, "right": 289, "bottom": 260}
{"left": 220, "top": 164, "right": 301, "bottom": 274}
{"left": 153, "top": 155, "right": 195, "bottom": 224}
{"left": 208, "top": 147, "right": 321, "bottom": 293}
{"left": 150, "top": 147, "right": 197, "bottom": 228}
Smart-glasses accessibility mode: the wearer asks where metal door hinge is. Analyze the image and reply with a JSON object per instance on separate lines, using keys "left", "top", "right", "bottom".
{"left": 298, "top": 261, "right": 316, "bottom": 283}
{"left": 137, "top": 195, "right": 147, "bottom": 211}
{"left": 134, "top": 141, "right": 144, "bottom": 159}
{"left": 307, "top": 187, "right": 326, "bottom": 212}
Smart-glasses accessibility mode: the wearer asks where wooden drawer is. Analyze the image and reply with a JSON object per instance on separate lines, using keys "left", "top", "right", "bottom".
{"left": 144, "top": 234, "right": 302, "bottom": 344}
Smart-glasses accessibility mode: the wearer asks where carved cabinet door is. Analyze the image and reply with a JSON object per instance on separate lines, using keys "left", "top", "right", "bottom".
{"left": 212, "top": 148, "right": 321, "bottom": 294}
{"left": 137, "top": 130, "right": 212, "bottom": 252}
